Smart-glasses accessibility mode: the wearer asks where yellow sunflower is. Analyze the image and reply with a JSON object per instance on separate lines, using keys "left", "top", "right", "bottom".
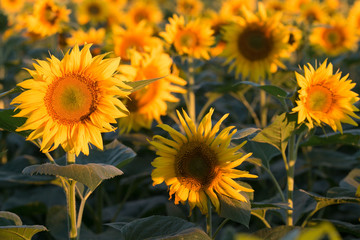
{"left": 124, "top": 1, "right": 162, "bottom": 28}
{"left": 0, "top": 0, "right": 25, "bottom": 14}
{"left": 220, "top": 0, "right": 256, "bottom": 19}
{"left": 112, "top": 22, "right": 163, "bottom": 61}
{"left": 298, "top": 2, "right": 328, "bottom": 24}
{"left": 11, "top": 44, "right": 131, "bottom": 156}
{"left": 348, "top": 1, "right": 360, "bottom": 35}
{"left": 150, "top": 108, "right": 257, "bottom": 215}
{"left": 25, "top": 0, "right": 70, "bottom": 38}
{"left": 292, "top": 60, "right": 359, "bottom": 133}
{"left": 309, "top": 16, "right": 358, "bottom": 56}
{"left": 160, "top": 14, "right": 214, "bottom": 60}
{"left": 66, "top": 27, "right": 106, "bottom": 47}
{"left": 176, "top": 0, "right": 203, "bottom": 17}
{"left": 117, "top": 50, "right": 186, "bottom": 133}
{"left": 221, "top": 3, "right": 290, "bottom": 81}
{"left": 76, "top": 0, "right": 109, "bottom": 25}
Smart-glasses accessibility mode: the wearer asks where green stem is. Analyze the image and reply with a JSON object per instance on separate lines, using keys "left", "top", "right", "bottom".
{"left": 263, "top": 164, "right": 285, "bottom": 202}
{"left": 77, "top": 190, "right": 92, "bottom": 233}
{"left": 206, "top": 197, "right": 212, "bottom": 238}
{"left": 230, "top": 92, "right": 261, "bottom": 128}
{"left": 67, "top": 152, "right": 76, "bottom": 164}
{"left": 212, "top": 218, "right": 229, "bottom": 239}
{"left": 187, "top": 57, "right": 196, "bottom": 124}
{"left": 259, "top": 82, "right": 267, "bottom": 128}
{"left": 301, "top": 208, "right": 318, "bottom": 228}
{"left": 68, "top": 180, "right": 78, "bottom": 240}
{"left": 286, "top": 134, "right": 297, "bottom": 226}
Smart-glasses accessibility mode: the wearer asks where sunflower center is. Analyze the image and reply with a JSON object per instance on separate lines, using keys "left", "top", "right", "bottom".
{"left": 45, "top": 74, "right": 99, "bottom": 124}
{"left": 306, "top": 85, "right": 334, "bottom": 113}
{"left": 44, "top": 4, "right": 59, "bottom": 25}
{"left": 125, "top": 94, "right": 140, "bottom": 113}
{"left": 175, "top": 141, "right": 219, "bottom": 189}
{"left": 237, "top": 26, "right": 274, "bottom": 61}
{"left": 179, "top": 30, "right": 198, "bottom": 48}
{"left": 134, "top": 10, "right": 149, "bottom": 23}
{"left": 323, "top": 28, "right": 344, "bottom": 47}
{"left": 88, "top": 4, "right": 101, "bottom": 15}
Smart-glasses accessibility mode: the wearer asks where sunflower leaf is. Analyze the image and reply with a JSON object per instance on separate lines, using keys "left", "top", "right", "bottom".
{"left": 127, "top": 76, "right": 164, "bottom": 93}
{"left": 0, "top": 225, "right": 47, "bottom": 240}
{"left": 0, "top": 109, "right": 27, "bottom": 137}
{"left": 0, "top": 86, "right": 23, "bottom": 99}
{"left": 218, "top": 193, "right": 251, "bottom": 227}
{"left": 22, "top": 163, "right": 123, "bottom": 192}
{"left": 107, "top": 215, "right": 210, "bottom": 240}
{"left": 0, "top": 211, "right": 22, "bottom": 226}
{"left": 301, "top": 129, "right": 360, "bottom": 147}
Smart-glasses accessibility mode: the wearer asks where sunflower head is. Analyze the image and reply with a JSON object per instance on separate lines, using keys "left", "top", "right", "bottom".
{"left": 124, "top": 1, "right": 162, "bottom": 28}
{"left": 11, "top": 44, "right": 131, "bottom": 156}
{"left": 150, "top": 108, "right": 257, "bottom": 215}
{"left": 0, "top": 0, "right": 25, "bottom": 14}
{"left": 176, "top": 0, "right": 203, "bottom": 17}
{"left": 77, "top": 0, "right": 109, "bottom": 25}
{"left": 222, "top": 3, "right": 290, "bottom": 81}
{"left": 160, "top": 14, "right": 214, "bottom": 60}
{"left": 292, "top": 60, "right": 360, "bottom": 133}
{"left": 67, "top": 27, "right": 106, "bottom": 47}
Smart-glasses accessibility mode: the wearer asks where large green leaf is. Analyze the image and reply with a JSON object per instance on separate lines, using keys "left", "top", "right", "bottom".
{"left": 127, "top": 77, "right": 163, "bottom": 93}
{"left": 254, "top": 225, "right": 299, "bottom": 240}
{"left": 252, "top": 113, "right": 296, "bottom": 155}
{"left": 0, "top": 211, "right": 22, "bottom": 226}
{"left": 0, "top": 225, "right": 47, "bottom": 240}
{"left": 251, "top": 202, "right": 290, "bottom": 225}
{"left": 0, "top": 109, "right": 27, "bottom": 136}
{"left": 302, "top": 129, "right": 360, "bottom": 147}
{"left": 22, "top": 163, "right": 123, "bottom": 191}
{"left": 242, "top": 141, "right": 279, "bottom": 164}
{"left": 232, "top": 128, "right": 260, "bottom": 140}
{"left": 107, "top": 215, "right": 209, "bottom": 240}
{"left": 218, "top": 193, "right": 251, "bottom": 227}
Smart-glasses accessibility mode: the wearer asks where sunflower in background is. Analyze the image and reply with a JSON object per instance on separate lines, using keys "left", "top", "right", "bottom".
{"left": 160, "top": 14, "right": 214, "bottom": 60}
{"left": 112, "top": 22, "right": 163, "bottom": 61}
{"left": 222, "top": 3, "right": 290, "bottom": 81}
{"left": 292, "top": 60, "right": 359, "bottom": 133}
{"left": 123, "top": 0, "right": 162, "bottom": 28}
{"left": 66, "top": 27, "right": 106, "bottom": 47}
{"left": 150, "top": 108, "right": 257, "bottom": 215}
{"left": 298, "top": 1, "right": 328, "bottom": 25}
{"left": 176, "top": 0, "right": 203, "bottom": 17}
{"left": 348, "top": 0, "right": 360, "bottom": 36}
{"left": 219, "top": 0, "right": 256, "bottom": 20}
{"left": 11, "top": 44, "right": 131, "bottom": 156}
{"left": 0, "top": 0, "right": 25, "bottom": 15}
{"left": 117, "top": 50, "right": 186, "bottom": 133}
{"left": 76, "top": 0, "right": 109, "bottom": 25}
{"left": 309, "top": 16, "right": 358, "bottom": 56}
{"left": 25, "top": 0, "right": 70, "bottom": 38}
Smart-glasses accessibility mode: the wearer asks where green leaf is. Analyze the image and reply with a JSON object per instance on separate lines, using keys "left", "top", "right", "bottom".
{"left": 0, "top": 86, "right": 23, "bottom": 99}
{"left": 127, "top": 77, "right": 163, "bottom": 93}
{"left": 291, "top": 222, "right": 341, "bottom": 240}
{"left": 0, "top": 225, "right": 47, "bottom": 240}
{"left": 251, "top": 203, "right": 290, "bottom": 227}
{"left": 252, "top": 113, "right": 296, "bottom": 155}
{"left": 242, "top": 141, "right": 279, "bottom": 164}
{"left": 254, "top": 225, "right": 299, "bottom": 240}
{"left": 339, "top": 168, "right": 360, "bottom": 194}
{"left": 218, "top": 193, "right": 251, "bottom": 227}
{"left": 300, "top": 189, "right": 360, "bottom": 211}
{"left": 302, "top": 129, "right": 360, "bottom": 147}
{"left": 0, "top": 211, "right": 22, "bottom": 226}
{"left": 107, "top": 215, "right": 209, "bottom": 240}
{"left": 232, "top": 128, "right": 260, "bottom": 140}
{"left": 311, "top": 219, "right": 360, "bottom": 238}
{"left": 22, "top": 163, "right": 123, "bottom": 191}
{"left": 0, "top": 109, "right": 27, "bottom": 136}
{"left": 236, "top": 81, "right": 288, "bottom": 106}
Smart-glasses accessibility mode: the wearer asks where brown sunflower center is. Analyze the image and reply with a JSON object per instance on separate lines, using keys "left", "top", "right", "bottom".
{"left": 179, "top": 30, "right": 198, "bottom": 48}
{"left": 134, "top": 9, "right": 149, "bottom": 24}
{"left": 237, "top": 25, "right": 274, "bottom": 61}
{"left": 44, "top": 4, "right": 59, "bottom": 25}
{"left": 45, "top": 74, "right": 99, "bottom": 125}
{"left": 125, "top": 94, "right": 140, "bottom": 113}
{"left": 323, "top": 28, "right": 344, "bottom": 47}
{"left": 88, "top": 3, "right": 101, "bottom": 15}
{"left": 175, "top": 141, "right": 219, "bottom": 189}
{"left": 306, "top": 85, "right": 334, "bottom": 113}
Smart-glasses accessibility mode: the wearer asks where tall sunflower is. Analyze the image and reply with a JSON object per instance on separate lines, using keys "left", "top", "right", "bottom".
{"left": 124, "top": 1, "right": 162, "bottom": 28}
{"left": 160, "top": 14, "right": 214, "bottom": 60}
{"left": 309, "top": 16, "right": 358, "bottom": 56}
{"left": 222, "top": 3, "right": 290, "bottom": 81}
{"left": 26, "top": 0, "right": 70, "bottom": 37}
{"left": 292, "top": 60, "right": 359, "bottom": 133}
{"left": 76, "top": 0, "right": 109, "bottom": 25}
{"left": 117, "top": 50, "right": 186, "bottom": 133}
{"left": 11, "top": 44, "right": 131, "bottom": 156}
{"left": 150, "top": 109, "right": 257, "bottom": 215}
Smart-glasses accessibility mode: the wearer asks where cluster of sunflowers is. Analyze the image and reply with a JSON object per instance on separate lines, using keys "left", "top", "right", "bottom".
{"left": 0, "top": 0, "right": 360, "bottom": 239}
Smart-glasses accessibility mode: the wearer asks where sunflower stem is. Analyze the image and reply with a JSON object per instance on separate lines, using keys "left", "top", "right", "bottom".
{"left": 260, "top": 83, "right": 268, "bottom": 128}
{"left": 212, "top": 218, "right": 229, "bottom": 239}
{"left": 187, "top": 57, "right": 196, "bottom": 124}
{"left": 206, "top": 197, "right": 212, "bottom": 238}
{"left": 66, "top": 152, "right": 78, "bottom": 239}
{"left": 67, "top": 152, "right": 76, "bottom": 164}
{"left": 263, "top": 163, "right": 285, "bottom": 202}
{"left": 286, "top": 133, "right": 296, "bottom": 226}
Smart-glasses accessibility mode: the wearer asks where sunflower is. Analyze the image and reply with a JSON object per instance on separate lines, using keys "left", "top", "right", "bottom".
{"left": 112, "top": 22, "right": 163, "bottom": 61}
{"left": 292, "top": 60, "right": 359, "bottom": 133}
{"left": 309, "top": 16, "right": 358, "bottom": 56}
{"left": 176, "top": 0, "right": 203, "bottom": 17}
{"left": 66, "top": 27, "right": 106, "bottom": 47}
{"left": 160, "top": 14, "right": 214, "bottom": 60}
{"left": 124, "top": 1, "right": 162, "bottom": 28}
{"left": 221, "top": 3, "right": 290, "bottom": 81}
{"left": 11, "top": 44, "right": 131, "bottom": 156}
{"left": 25, "top": 0, "right": 70, "bottom": 38}
{"left": 117, "top": 50, "right": 186, "bottom": 133}
{"left": 76, "top": 0, "right": 109, "bottom": 25}
{"left": 348, "top": 1, "right": 360, "bottom": 35}
{"left": 220, "top": 0, "right": 256, "bottom": 19}
{"left": 0, "top": 0, "right": 25, "bottom": 14}
{"left": 150, "top": 108, "right": 257, "bottom": 215}
{"left": 298, "top": 2, "right": 328, "bottom": 24}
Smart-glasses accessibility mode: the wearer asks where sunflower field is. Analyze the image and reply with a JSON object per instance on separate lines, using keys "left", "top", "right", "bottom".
{"left": 0, "top": 0, "right": 360, "bottom": 239}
